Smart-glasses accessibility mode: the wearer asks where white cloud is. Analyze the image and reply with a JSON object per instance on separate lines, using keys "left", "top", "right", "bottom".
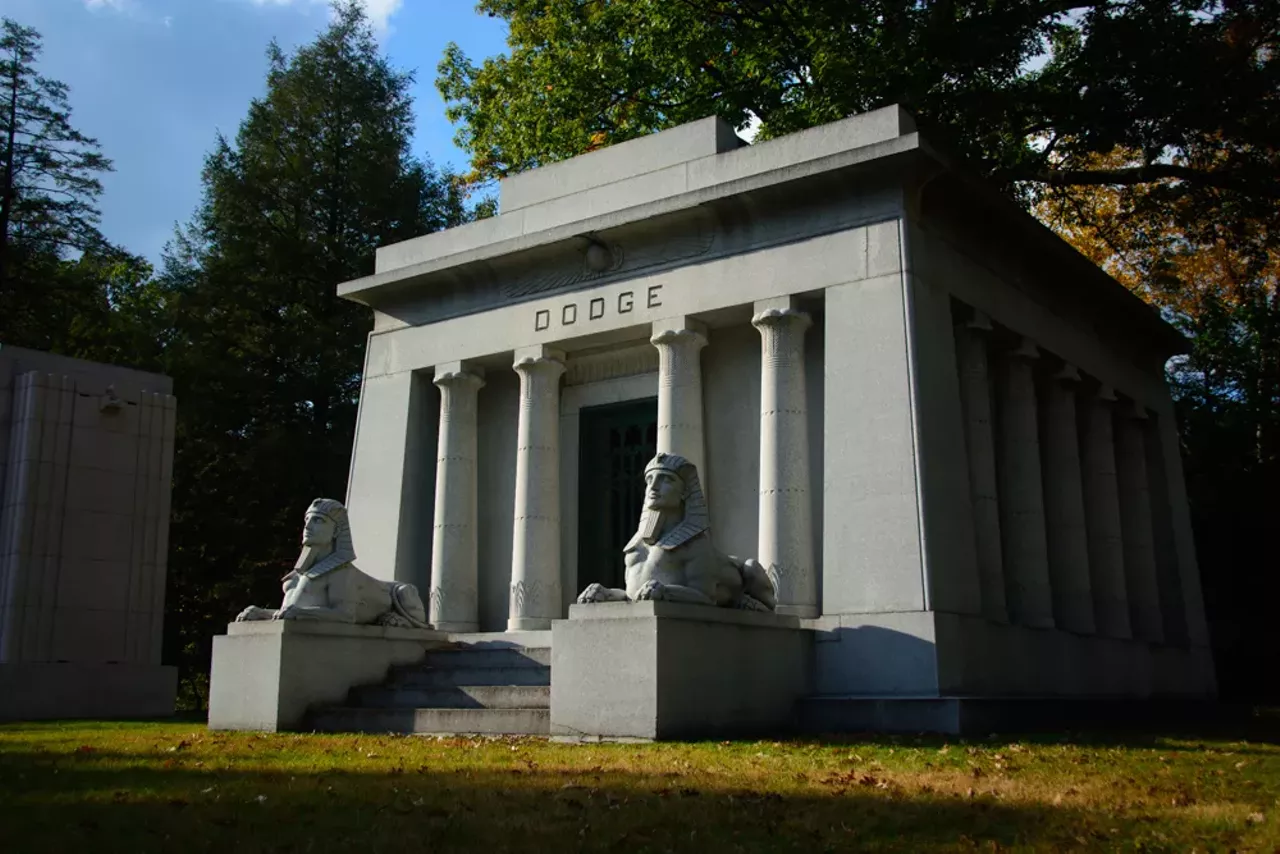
{"left": 248, "top": 0, "right": 404, "bottom": 33}
{"left": 357, "top": 0, "right": 403, "bottom": 31}
{"left": 83, "top": 0, "right": 132, "bottom": 11}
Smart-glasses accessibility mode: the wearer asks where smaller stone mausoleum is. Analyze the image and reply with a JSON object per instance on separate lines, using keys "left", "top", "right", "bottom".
{"left": 0, "top": 346, "right": 177, "bottom": 720}
{"left": 323, "top": 106, "right": 1213, "bottom": 728}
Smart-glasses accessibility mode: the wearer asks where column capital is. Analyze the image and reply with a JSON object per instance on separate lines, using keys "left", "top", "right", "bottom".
{"left": 1121, "top": 399, "right": 1149, "bottom": 421}
{"left": 1053, "top": 362, "right": 1082, "bottom": 384}
{"left": 751, "top": 306, "right": 812, "bottom": 331}
{"left": 651, "top": 317, "right": 707, "bottom": 349}
{"left": 433, "top": 362, "right": 485, "bottom": 390}
{"left": 1009, "top": 336, "right": 1040, "bottom": 361}
{"left": 1095, "top": 383, "right": 1118, "bottom": 403}
{"left": 513, "top": 345, "right": 566, "bottom": 375}
{"left": 966, "top": 309, "right": 995, "bottom": 333}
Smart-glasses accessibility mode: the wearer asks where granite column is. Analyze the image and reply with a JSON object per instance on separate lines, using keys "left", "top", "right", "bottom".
{"left": 954, "top": 311, "right": 1008, "bottom": 623}
{"left": 428, "top": 364, "right": 484, "bottom": 632}
{"left": 1079, "top": 384, "right": 1132, "bottom": 638}
{"left": 995, "top": 337, "right": 1055, "bottom": 628}
{"left": 508, "top": 346, "right": 566, "bottom": 631}
{"left": 752, "top": 298, "right": 816, "bottom": 617}
{"left": 1114, "top": 401, "right": 1165, "bottom": 642}
{"left": 1040, "top": 363, "right": 1096, "bottom": 634}
{"left": 651, "top": 317, "right": 708, "bottom": 485}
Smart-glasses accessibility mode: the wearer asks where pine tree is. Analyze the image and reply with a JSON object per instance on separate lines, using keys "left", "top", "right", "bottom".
{"left": 154, "top": 1, "right": 470, "bottom": 704}
{"left": 0, "top": 18, "right": 111, "bottom": 286}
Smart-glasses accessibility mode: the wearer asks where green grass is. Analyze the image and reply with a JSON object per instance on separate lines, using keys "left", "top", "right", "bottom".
{"left": 3, "top": 720, "right": 1279, "bottom": 852}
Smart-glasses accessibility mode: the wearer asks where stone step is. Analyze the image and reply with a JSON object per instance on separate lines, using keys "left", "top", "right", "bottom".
{"left": 419, "top": 647, "right": 552, "bottom": 669}
{"left": 350, "top": 684, "right": 550, "bottom": 710}
{"left": 309, "top": 706, "right": 550, "bottom": 735}
{"left": 446, "top": 631, "right": 552, "bottom": 649}
{"left": 389, "top": 664, "right": 551, "bottom": 688}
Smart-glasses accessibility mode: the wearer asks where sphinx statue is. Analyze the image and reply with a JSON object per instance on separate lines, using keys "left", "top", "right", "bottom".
{"left": 235, "top": 498, "right": 430, "bottom": 628}
{"left": 576, "top": 452, "right": 778, "bottom": 611}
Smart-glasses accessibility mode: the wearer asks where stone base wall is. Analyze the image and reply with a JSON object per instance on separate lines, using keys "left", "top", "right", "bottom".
{"left": 0, "top": 662, "right": 176, "bottom": 721}
{"left": 810, "top": 611, "right": 1216, "bottom": 699}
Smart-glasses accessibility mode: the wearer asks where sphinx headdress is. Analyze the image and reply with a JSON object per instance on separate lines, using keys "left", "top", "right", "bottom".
{"left": 626, "top": 452, "right": 710, "bottom": 550}
{"left": 300, "top": 497, "right": 356, "bottom": 579}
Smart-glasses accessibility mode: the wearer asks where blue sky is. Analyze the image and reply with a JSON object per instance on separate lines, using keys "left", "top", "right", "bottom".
{"left": 0, "top": 0, "right": 508, "bottom": 265}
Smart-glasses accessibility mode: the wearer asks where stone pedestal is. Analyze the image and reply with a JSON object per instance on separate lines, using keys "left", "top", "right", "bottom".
{"left": 752, "top": 299, "right": 816, "bottom": 617}
{"left": 995, "top": 338, "right": 1054, "bottom": 628}
{"left": 1040, "top": 364, "right": 1096, "bottom": 634}
{"left": 954, "top": 312, "right": 1008, "bottom": 623}
{"left": 429, "top": 364, "right": 484, "bottom": 632}
{"left": 651, "top": 318, "right": 708, "bottom": 486}
{"left": 208, "top": 620, "right": 445, "bottom": 731}
{"left": 508, "top": 346, "right": 566, "bottom": 631}
{"left": 550, "top": 602, "right": 812, "bottom": 740}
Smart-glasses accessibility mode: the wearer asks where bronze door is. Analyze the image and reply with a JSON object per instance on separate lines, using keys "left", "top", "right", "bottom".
{"left": 577, "top": 398, "right": 658, "bottom": 591}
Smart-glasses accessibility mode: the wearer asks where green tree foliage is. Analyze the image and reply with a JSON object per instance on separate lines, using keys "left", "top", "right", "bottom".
{"left": 0, "top": 17, "right": 137, "bottom": 355}
{"left": 439, "top": 1, "right": 1276, "bottom": 213}
{"left": 0, "top": 18, "right": 110, "bottom": 272}
{"left": 152, "top": 1, "right": 470, "bottom": 703}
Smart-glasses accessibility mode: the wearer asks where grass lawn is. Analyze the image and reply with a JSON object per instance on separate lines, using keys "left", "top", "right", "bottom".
{"left": 3, "top": 719, "right": 1279, "bottom": 853}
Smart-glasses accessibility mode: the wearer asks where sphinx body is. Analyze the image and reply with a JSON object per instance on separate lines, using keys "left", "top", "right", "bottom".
{"left": 576, "top": 453, "right": 777, "bottom": 611}
{"left": 235, "top": 498, "right": 429, "bottom": 628}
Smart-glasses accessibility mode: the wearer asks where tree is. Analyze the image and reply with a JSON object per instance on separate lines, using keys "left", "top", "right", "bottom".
{"left": 0, "top": 18, "right": 111, "bottom": 285}
{"left": 149, "top": 1, "right": 471, "bottom": 705}
{"left": 438, "top": 1, "right": 1277, "bottom": 234}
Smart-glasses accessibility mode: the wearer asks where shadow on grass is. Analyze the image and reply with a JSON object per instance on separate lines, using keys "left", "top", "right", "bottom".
{"left": 0, "top": 744, "right": 1256, "bottom": 854}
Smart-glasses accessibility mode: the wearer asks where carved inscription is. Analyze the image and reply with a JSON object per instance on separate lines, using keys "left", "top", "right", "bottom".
{"left": 533, "top": 285, "right": 664, "bottom": 332}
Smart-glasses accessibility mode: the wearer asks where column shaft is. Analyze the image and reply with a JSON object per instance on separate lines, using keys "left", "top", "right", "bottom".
{"left": 429, "top": 365, "right": 484, "bottom": 632}
{"left": 509, "top": 347, "right": 566, "bottom": 631}
{"left": 995, "top": 338, "right": 1055, "bottom": 628}
{"left": 954, "top": 314, "right": 1008, "bottom": 623}
{"left": 753, "top": 300, "right": 816, "bottom": 617}
{"left": 651, "top": 318, "right": 708, "bottom": 485}
{"left": 1080, "top": 385, "right": 1132, "bottom": 638}
{"left": 1114, "top": 402, "right": 1165, "bottom": 642}
{"left": 1040, "top": 365, "right": 1096, "bottom": 634}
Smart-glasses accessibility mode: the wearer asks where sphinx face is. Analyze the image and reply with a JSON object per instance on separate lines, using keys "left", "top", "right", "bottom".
{"left": 644, "top": 470, "right": 684, "bottom": 512}
{"left": 301, "top": 512, "right": 336, "bottom": 547}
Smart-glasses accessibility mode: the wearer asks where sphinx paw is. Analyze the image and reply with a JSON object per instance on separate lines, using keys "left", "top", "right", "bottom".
{"left": 635, "top": 580, "right": 666, "bottom": 601}
{"left": 576, "top": 583, "right": 608, "bottom": 604}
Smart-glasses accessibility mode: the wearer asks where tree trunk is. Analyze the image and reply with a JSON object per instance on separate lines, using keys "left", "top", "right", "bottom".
{"left": 0, "top": 55, "right": 21, "bottom": 290}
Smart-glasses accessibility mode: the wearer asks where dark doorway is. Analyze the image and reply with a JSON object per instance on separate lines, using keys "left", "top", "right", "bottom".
{"left": 577, "top": 398, "right": 658, "bottom": 591}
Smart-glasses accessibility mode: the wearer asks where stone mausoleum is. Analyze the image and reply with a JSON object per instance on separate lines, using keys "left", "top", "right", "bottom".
{"left": 210, "top": 106, "right": 1214, "bottom": 736}
{"left": 0, "top": 346, "right": 177, "bottom": 720}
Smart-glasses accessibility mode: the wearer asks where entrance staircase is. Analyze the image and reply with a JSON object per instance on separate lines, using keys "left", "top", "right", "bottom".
{"left": 307, "top": 634, "right": 551, "bottom": 735}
